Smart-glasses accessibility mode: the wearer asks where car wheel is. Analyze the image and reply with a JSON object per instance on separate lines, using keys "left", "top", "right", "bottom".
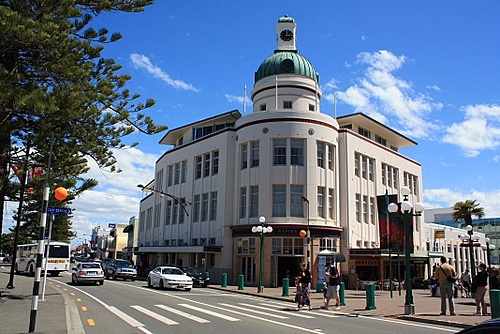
{"left": 131, "top": 278, "right": 136, "bottom": 282}
{"left": 159, "top": 280, "right": 164, "bottom": 290}
{"left": 147, "top": 278, "right": 152, "bottom": 288}
{"left": 112, "top": 272, "right": 117, "bottom": 280}
{"left": 99, "top": 280, "right": 104, "bottom": 286}
{"left": 29, "top": 264, "right": 35, "bottom": 277}
{"left": 185, "top": 288, "right": 191, "bottom": 291}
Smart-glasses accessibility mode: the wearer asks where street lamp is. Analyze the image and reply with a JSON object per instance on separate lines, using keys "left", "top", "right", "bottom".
{"left": 302, "top": 196, "right": 311, "bottom": 270}
{"left": 252, "top": 216, "right": 273, "bottom": 293}
{"left": 137, "top": 184, "right": 191, "bottom": 216}
{"left": 459, "top": 225, "right": 481, "bottom": 277}
{"left": 387, "top": 186, "right": 424, "bottom": 315}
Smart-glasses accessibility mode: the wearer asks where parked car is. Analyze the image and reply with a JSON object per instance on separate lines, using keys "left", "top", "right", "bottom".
{"left": 105, "top": 259, "right": 137, "bottom": 281}
{"left": 100, "top": 258, "right": 113, "bottom": 271}
{"left": 179, "top": 267, "right": 210, "bottom": 287}
{"left": 456, "top": 319, "right": 500, "bottom": 334}
{"left": 72, "top": 262, "right": 104, "bottom": 285}
{"left": 147, "top": 266, "right": 193, "bottom": 291}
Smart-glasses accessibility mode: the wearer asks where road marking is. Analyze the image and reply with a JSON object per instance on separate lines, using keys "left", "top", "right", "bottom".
{"left": 179, "top": 304, "right": 240, "bottom": 322}
{"left": 76, "top": 298, "right": 82, "bottom": 302}
{"left": 81, "top": 306, "right": 87, "bottom": 311}
{"left": 87, "top": 319, "right": 95, "bottom": 326}
{"left": 107, "top": 306, "right": 144, "bottom": 327}
{"left": 131, "top": 305, "right": 178, "bottom": 325}
{"left": 219, "top": 303, "right": 289, "bottom": 319}
{"left": 155, "top": 304, "right": 210, "bottom": 323}
{"left": 240, "top": 303, "right": 316, "bottom": 318}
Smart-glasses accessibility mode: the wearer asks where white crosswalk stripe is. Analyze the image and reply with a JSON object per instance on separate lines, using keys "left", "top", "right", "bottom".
{"left": 179, "top": 303, "right": 241, "bottom": 322}
{"left": 218, "top": 303, "right": 289, "bottom": 319}
{"left": 155, "top": 304, "right": 210, "bottom": 323}
{"left": 239, "top": 303, "right": 315, "bottom": 318}
{"left": 131, "top": 305, "right": 178, "bottom": 325}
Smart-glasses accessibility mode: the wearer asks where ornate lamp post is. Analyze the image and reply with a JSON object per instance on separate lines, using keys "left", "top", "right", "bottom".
{"left": 252, "top": 216, "right": 273, "bottom": 293}
{"left": 459, "top": 225, "right": 480, "bottom": 276}
{"left": 387, "top": 186, "right": 424, "bottom": 315}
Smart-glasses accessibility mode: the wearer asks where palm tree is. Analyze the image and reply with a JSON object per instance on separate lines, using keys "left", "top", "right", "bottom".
{"left": 451, "top": 200, "right": 485, "bottom": 226}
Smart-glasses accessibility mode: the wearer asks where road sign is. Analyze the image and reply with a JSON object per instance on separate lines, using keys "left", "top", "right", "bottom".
{"left": 47, "top": 207, "right": 72, "bottom": 215}
{"left": 108, "top": 223, "right": 116, "bottom": 228}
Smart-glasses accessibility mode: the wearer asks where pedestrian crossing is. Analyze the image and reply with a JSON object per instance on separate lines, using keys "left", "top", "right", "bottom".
{"left": 127, "top": 300, "right": 338, "bottom": 328}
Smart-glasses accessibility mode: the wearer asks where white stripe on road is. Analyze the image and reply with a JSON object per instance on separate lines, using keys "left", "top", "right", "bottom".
{"left": 107, "top": 306, "right": 144, "bottom": 327}
{"left": 219, "top": 303, "right": 289, "bottom": 319}
{"left": 179, "top": 303, "right": 240, "bottom": 322}
{"left": 155, "top": 304, "right": 210, "bottom": 323}
{"left": 131, "top": 305, "right": 178, "bottom": 325}
{"left": 239, "top": 303, "right": 316, "bottom": 318}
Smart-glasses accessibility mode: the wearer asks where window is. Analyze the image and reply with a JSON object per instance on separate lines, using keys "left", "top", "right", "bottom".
{"left": 201, "top": 193, "right": 209, "bottom": 221}
{"left": 355, "top": 193, "right": 361, "bottom": 222}
{"left": 362, "top": 156, "right": 367, "bottom": 179}
{"left": 328, "top": 145, "right": 335, "bottom": 171}
{"left": 193, "top": 195, "right": 201, "bottom": 222}
{"left": 309, "top": 104, "right": 315, "bottom": 111}
{"left": 174, "top": 163, "right": 180, "bottom": 184}
{"left": 249, "top": 186, "right": 259, "bottom": 218}
{"left": 375, "top": 135, "right": 387, "bottom": 146}
{"left": 290, "top": 139, "right": 304, "bottom": 166}
{"left": 204, "top": 153, "right": 210, "bottom": 177}
{"left": 272, "top": 185, "right": 286, "bottom": 217}
{"left": 181, "top": 160, "right": 187, "bottom": 183}
{"left": 172, "top": 201, "right": 178, "bottom": 224}
{"left": 341, "top": 124, "right": 352, "bottom": 130}
{"left": 317, "top": 142, "right": 325, "bottom": 168}
{"left": 328, "top": 188, "right": 334, "bottom": 219}
{"left": 240, "top": 187, "right": 247, "bottom": 218}
{"left": 251, "top": 141, "right": 259, "bottom": 167}
{"left": 146, "top": 208, "right": 152, "bottom": 230}
{"left": 370, "top": 197, "right": 375, "bottom": 224}
{"left": 260, "top": 103, "right": 266, "bottom": 111}
{"left": 363, "top": 195, "right": 369, "bottom": 223}
{"left": 368, "top": 158, "right": 374, "bottom": 181}
{"left": 167, "top": 165, "right": 173, "bottom": 186}
{"left": 354, "top": 153, "right": 360, "bottom": 176}
{"left": 273, "top": 139, "right": 287, "bottom": 165}
{"left": 241, "top": 143, "right": 248, "bottom": 169}
{"left": 210, "top": 191, "right": 217, "bottom": 220}
{"left": 195, "top": 156, "right": 202, "bottom": 179}
{"left": 237, "top": 238, "right": 256, "bottom": 254}
{"left": 290, "top": 185, "right": 304, "bottom": 217}
{"left": 212, "top": 151, "right": 219, "bottom": 175}
{"left": 283, "top": 101, "right": 292, "bottom": 109}
{"left": 317, "top": 186, "right": 325, "bottom": 218}
{"left": 154, "top": 203, "right": 161, "bottom": 227}
{"left": 358, "top": 127, "right": 371, "bottom": 139}
{"left": 179, "top": 199, "right": 186, "bottom": 224}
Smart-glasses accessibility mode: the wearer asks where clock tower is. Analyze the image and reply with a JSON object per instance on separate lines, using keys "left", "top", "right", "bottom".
{"left": 276, "top": 15, "right": 296, "bottom": 51}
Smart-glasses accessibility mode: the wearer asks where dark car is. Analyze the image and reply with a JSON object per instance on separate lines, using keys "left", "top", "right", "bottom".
{"left": 105, "top": 259, "right": 137, "bottom": 281}
{"left": 455, "top": 319, "right": 500, "bottom": 334}
{"left": 179, "top": 267, "right": 210, "bottom": 287}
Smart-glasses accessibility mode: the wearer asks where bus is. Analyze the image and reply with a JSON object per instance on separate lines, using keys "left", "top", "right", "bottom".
{"left": 15, "top": 241, "right": 70, "bottom": 276}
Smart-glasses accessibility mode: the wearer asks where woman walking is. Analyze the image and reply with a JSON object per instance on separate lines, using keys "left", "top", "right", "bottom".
{"left": 472, "top": 263, "right": 489, "bottom": 316}
{"left": 295, "top": 263, "right": 312, "bottom": 310}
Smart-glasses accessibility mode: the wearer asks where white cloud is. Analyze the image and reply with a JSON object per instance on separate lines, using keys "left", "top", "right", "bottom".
{"left": 424, "top": 188, "right": 500, "bottom": 218}
{"left": 442, "top": 104, "right": 500, "bottom": 157}
{"left": 129, "top": 53, "right": 199, "bottom": 92}
{"left": 224, "top": 93, "right": 251, "bottom": 106}
{"left": 335, "top": 50, "right": 442, "bottom": 139}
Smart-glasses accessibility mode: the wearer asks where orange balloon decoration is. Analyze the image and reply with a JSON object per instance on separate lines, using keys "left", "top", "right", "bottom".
{"left": 54, "top": 187, "right": 68, "bottom": 201}
{"left": 299, "top": 230, "right": 307, "bottom": 237}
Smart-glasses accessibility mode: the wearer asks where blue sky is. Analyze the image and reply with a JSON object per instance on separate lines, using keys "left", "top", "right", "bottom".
{"left": 3, "top": 1, "right": 499, "bottom": 247}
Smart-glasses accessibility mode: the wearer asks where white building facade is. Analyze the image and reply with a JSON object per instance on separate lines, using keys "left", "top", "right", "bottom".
{"left": 137, "top": 16, "right": 426, "bottom": 288}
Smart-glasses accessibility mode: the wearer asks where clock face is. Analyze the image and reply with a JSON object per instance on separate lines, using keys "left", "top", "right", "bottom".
{"left": 280, "top": 29, "right": 293, "bottom": 42}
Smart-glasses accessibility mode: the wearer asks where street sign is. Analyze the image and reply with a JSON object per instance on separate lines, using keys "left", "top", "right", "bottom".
{"left": 47, "top": 207, "right": 72, "bottom": 215}
{"left": 108, "top": 223, "right": 116, "bottom": 228}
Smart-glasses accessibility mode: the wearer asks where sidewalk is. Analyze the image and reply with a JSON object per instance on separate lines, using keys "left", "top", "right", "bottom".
{"left": 0, "top": 266, "right": 70, "bottom": 334}
{"left": 210, "top": 283, "right": 494, "bottom": 329}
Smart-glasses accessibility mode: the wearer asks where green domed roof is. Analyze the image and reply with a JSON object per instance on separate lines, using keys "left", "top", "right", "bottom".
{"left": 254, "top": 51, "right": 319, "bottom": 83}
{"left": 278, "top": 15, "right": 295, "bottom": 23}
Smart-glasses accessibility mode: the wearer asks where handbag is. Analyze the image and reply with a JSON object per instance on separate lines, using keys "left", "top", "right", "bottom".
{"left": 471, "top": 280, "right": 478, "bottom": 293}
{"left": 440, "top": 267, "right": 457, "bottom": 283}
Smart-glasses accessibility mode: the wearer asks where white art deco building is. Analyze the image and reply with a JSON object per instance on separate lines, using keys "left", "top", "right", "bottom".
{"left": 137, "top": 16, "right": 425, "bottom": 288}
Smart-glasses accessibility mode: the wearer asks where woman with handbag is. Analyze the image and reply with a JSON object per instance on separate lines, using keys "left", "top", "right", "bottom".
{"left": 472, "top": 263, "right": 489, "bottom": 316}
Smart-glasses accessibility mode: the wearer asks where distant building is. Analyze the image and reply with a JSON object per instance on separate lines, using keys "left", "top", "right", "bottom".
{"left": 137, "top": 16, "right": 426, "bottom": 288}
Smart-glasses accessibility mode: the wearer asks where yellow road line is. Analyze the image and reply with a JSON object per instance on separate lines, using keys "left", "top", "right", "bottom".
{"left": 81, "top": 306, "right": 87, "bottom": 311}
{"left": 76, "top": 298, "right": 82, "bottom": 302}
{"left": 87, "top": 319, "right": 95, "bottom": 326}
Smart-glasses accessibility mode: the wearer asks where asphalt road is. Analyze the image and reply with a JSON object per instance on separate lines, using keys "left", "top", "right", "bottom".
{"left": 48, "top": 272, "right": 465, "bottom": 334}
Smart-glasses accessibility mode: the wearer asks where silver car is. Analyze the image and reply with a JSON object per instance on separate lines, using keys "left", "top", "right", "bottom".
{"left": 72, "top": 262, "right": 104, "bottom": 285}
{"left": 147, "top": 266, "right": 193, "bottom": 291}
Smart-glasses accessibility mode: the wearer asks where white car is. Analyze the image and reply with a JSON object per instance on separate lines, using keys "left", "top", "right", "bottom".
{"left": 147, "top": 266, "right": 193, "bottom": 291}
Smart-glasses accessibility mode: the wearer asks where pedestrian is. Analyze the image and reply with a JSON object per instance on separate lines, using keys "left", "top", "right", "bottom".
{"left": 295, "top": 263, "right": 312, "bottom": 310}
{"left": 460, "top": 268, "right": 471, "bottom": 298}
{"left": 472, "top": 263, "right": 488, "bottom": 316}
{"left": 491, "top": 267, "right": 500, "bottom": 290}
{"left": 322, "top": 262, "right": 341, "bottom": 310}
{"left": 433, "top": 256, "right": 456, "bottom": 316}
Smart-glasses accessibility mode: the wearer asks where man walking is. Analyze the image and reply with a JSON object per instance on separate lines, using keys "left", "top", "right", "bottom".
{"left": 433, "top": 256, "right": 457, "bottom": 316}
{"left": 321, "top": 262, "right": 341, "bottom": 310}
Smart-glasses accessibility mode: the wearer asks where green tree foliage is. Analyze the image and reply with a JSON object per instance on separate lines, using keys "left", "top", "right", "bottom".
{"left": 0, "top": 1, "right": 166, "bottom": 244}
{"left": 451, "top": 200, "right": 485, "bottom": 226}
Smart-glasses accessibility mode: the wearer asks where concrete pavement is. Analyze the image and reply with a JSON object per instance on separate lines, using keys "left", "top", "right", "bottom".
{"left": 0, "top": 265, "right": 495, "bottom": 333}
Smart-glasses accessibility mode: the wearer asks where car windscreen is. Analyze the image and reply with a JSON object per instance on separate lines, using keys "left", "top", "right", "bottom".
{"left": 162, "top": 268, "right": 183, "bottom": 275}
{"left": 115, "top": 260, "right": 134, "bottom": 268}
{"left": 82, "top": 263, "right": 101, "bottom": 269}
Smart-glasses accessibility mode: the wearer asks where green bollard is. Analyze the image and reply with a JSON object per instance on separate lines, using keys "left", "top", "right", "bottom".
{"left": 238, "top": 274, "right": 244, "bottom": 290}
{"left": 282, "top": 278, "right": 290, "bottom": 297}
{"left": 340, "top": 282, "right": 346, "bottom": 306}
{"left": 491, "top": 290, "right": 500, "bottom": 319}
{"left": 316, "top": 282, "right": 323, "bottom": 293}
{"left": 221, "top": 273, "right": 227, "bottom": 288}
{"left": 365, "top": 283, "right": 377, "bottom": 310}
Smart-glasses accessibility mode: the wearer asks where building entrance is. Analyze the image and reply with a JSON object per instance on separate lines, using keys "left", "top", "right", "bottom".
{"left": 276, "top": 256, "right": 302, "bottom": 287}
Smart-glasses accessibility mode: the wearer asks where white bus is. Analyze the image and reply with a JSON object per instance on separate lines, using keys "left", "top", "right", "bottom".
{"left": 15, "top": 241, "right": 70, "bottom": 276}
